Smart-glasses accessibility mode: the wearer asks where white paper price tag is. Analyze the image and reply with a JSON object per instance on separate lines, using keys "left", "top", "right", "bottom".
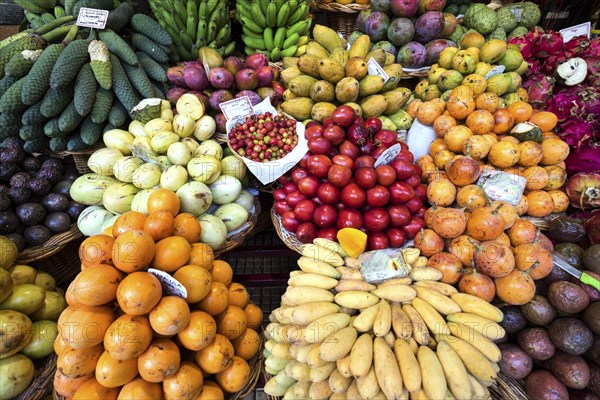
{"left": 76, "top": 7, "right": 109, "bottom": 29}
{"left": 374, "top": 143, "right": 401, "bottom": 168}
{"left": 367, "top": 58, "right": 389, "bottom": 83}
{"left": 485, "top": 65, "right": 506, "bottom": 79}
{"left": 148, "top": 268, "right": 187, "bottom": 299}
{"left": 560, "top": 22, "right": 591, "bottom": 42}
{"left": 220, "top": 96, "right": 254, "bottom": 121}
{"left": 510, "top": 7, "right": 523, "bottom": 22}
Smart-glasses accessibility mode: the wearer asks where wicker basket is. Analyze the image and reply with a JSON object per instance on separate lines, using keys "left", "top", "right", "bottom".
{"left": 402, "top": 67, "right": 431, "bottom": 79}
{"left": 16, "top": 224, "right": 83, "bottom": 265}
{"left": 13, "top": 353, "right": 57, "bottom": 400}
{"left": 48, "top": 146, "right": 101, "bottom": 174}
{"left": 271, "top": 207, "right": 304, "bottom": 254}
{"left": 314, "top": 2, "right": 369, "bottom": 38}
{"left": 213, "top": 196, "right": 262, "bottom": 258}
{"left": 30, "top": 239, "right": 83, "bottom": 288}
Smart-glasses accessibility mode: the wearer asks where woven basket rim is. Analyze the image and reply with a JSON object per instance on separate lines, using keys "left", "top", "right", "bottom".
{"left": 271, "top": 207, "right": 303, "bottom": 255}
{"left": 314, "top": 1, "right": 370, "bottom": 13}
{"left": 16, "top": 224, "right": 82, "bottom": 264}
{"left": 14, "top": 353, "right": 57, "bottom": 400}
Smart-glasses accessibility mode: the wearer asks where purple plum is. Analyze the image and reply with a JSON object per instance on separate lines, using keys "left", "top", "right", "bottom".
{"left": 209, "top": 89, "right": 234, "bottom": 112}
{"left": 208, "top": 67, "right": 234, "bottom": 89}
{"left": 371, "top": 0, "right": 391, "bottom": 14}
{"left": 356, "top": 10, "right": 373, "bottom": 33}
{"left": 372, "top": 41, "right": 397, "bottom": 57}
{"left": 223, "top": 56, "right": 245, "bottom": 76}
{"left": 424, "top": 38, "right": 455, "bottom": 65}
{"left": 365, "top": 12, "right": 391, "bottom": 43}
{"left": 235, "top": 90, "right": 262, "bottom": 106}
{"left": 390, "top": 0, "right": 418, "bottom": 17}
{"left": 396, "top": 41, "right": 427, "bottom": 68}
{"left": 387, "top": 17, "right": 415, "bottom": 46}
{"left": 413, "top": 11, "right": 445, "bottom": 44}
{"left": 182, "top": 66, "right": 209, "bottom": 90}
{"left": 235, "top": 68, "right": 259, "bottom": 91}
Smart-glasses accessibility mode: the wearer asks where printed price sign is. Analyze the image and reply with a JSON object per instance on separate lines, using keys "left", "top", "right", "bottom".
{"left": 485, "top": 65, "right": 506, "bottom": 79}
{"left": 148, "top": 268, "right": 187, "bottom": 298}
{"left": 374, "top": 143, "right": 401, "bottom": 168}
{"left": 560, "top": 22, "right": 591, "bottom": 42}
{"left": 76, "top": 7, "right": 109, "bottom": 29}
{"left": 220, "top": 96, "right": 254, "bottom": 121}
{"left": 367, "top": 58, "right": 390, "bottom": 83}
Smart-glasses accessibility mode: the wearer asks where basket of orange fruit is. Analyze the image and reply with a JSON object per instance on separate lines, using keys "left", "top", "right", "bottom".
{"left": 52, "top": 192, "right": 264, "bottom": 400}
{"left": 313, "top": 0, "right": 370, "bottom": 38}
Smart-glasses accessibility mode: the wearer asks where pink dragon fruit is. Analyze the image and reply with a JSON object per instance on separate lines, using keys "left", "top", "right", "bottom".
{"left": 566, "top": 142, "right": 600, "bottom": 175}
{"left": 586, "top": 57, "right": 600, "bottom": 86}
{"left": 526, "top": 76, "right": 555, "bottom": 110}
{"left": 583, "top": 36, "right": 600, "bottom": 58}
{"left": 559, "top": 120, "right": 593, "bottom": 146}
{"left": 546, "top": 87, "right": 579, "bottom": 121}
{"left": 542, "top": 53, "right": 567, "bottom": 75}
{"left": 532, "top": 32, "right": 564, "bottom": 58}
{"left": 564, "top": 35, "right": 590, "bottom": 58}
{"left": 527, "top": 59, "right": 542, "bottom": 76}
{"left": 508, "top": 36, "right": 533, "bottom": 59}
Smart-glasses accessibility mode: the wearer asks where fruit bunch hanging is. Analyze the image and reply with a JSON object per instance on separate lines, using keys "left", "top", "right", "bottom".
{"left": 148, "top": 0, "right": 234, "bottom": 61}
{"left": 235, "top": 0, "right": 312, "bottom": 61}
{"left": 54, "top": 207, "right": 263, "bottom": 399}
{"left": 166, "top": 52, "right": 285, "bottom": 130}
{"left": 264, "top": 238, "right": 506, "bottom": 399}
{"left": 0, "top": 140, "right": 86, "bottom": 251}
{"left": 70, "top": 97, "right": 255, "bottom": 250}
{"left": 274, "top": 105, "right": 428, "bottom": 249}
{"left": 0, "top": 2, "right": 170, "bottom": 153}
{"left": 279, "top": 25, "right": 414, "bottom": 132}
{"left": 496, "top": 242, "right": 599, "bottom": 399}
{"left": 355, "top": 0, "right": 458, "bottom": 69}
{"left": 0, "top": 242, "right": 67, "bottom": 399}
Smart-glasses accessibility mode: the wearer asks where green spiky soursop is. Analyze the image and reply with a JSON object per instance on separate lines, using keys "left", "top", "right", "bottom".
{"left": 508, "top": 26, "right": 529, "bottom": 39}
{"left": 496, "top": 7, "right": 518, "bottom": 33}
{"left": 463, "top": 4, "right": 498, "bottom": 35}
{"left": 487, "top": 27, "right": 507, "bottom": 42}
{"left": 444, "top": 4, "right": 459, "bottom": 15}
{"left": 519, "top": 2, "right": 541, "bottom": 28}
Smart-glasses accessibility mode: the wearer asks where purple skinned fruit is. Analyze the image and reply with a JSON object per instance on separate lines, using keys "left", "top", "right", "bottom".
{"left": 396, "top": 41, "right": 427, "bottom": 68}
{"left": 166, "top": 66, "right": 186, "bottom": 87}
{"left": 356, "top": 10, "right": 373, "bottom": 33}
{"left": 215, "top": 113, "right": 227, "bottom": 133}
{"left": 371, "top": 0, "right": 391, "bottom": 14}
{"left": 186, "top": 90, "right": 210, "bottom": 110}
{"left": 209, "top": 89, "right": 234, "bottom": 112}
{"left": 424, "top": 39, "right": 455, "bottom": 65}
{"left": 418, "top": 0, "right": 446, "bottom": 14}
{"left": 387, "top": 17, "right": 415, "bottom": 46}
{"left": 223, "top": 56, "right": 245, "bottom": 76}
{"left": 390, "top": 0, "right": 419, "bottom": 17}
{"left": 256, "top": 66, "right": 276, "bottom": 88}
{"left": 208, "top": 67, "right": 234, "bottom": 89}
{"left": 413, "top": 11, "right": 445, "bottom": 44}
{"left": 365, "top": 12, "right": 391, "bottom": 43}
{"left": 183, "top": 66, "right": 209, "bottom": 90}
{"left": 372, "top": 41, "right": 397, "bottom": 57}
{"left": 166, "top": 87, "right": 187, "bottom": 105}
{"left": 245, "top": 53, "right": 269, "bottom": 71}
{"left": 235, "top": 69, "right": 259, "bottom": 91}
{"left": 236, "top": 90, "right": 262, "bottom": 106}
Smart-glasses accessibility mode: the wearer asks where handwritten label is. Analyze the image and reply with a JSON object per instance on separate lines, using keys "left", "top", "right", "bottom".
{"left": 374, "top": 143, "right": 401, "bottom": 168}
{"left": 560, "top": 22, "right": 591, "bottom": 42}
{"left": 510, "top": 7, "right": 523, "bottom": 22}
{"left": 477, "top": 170, "right": 526, "bottom": 206}
{"left": 367, "top": 58, "right": 389, "bottom": 83}
{"left": 219, "top": 96, "right": 254, "bottom": 121}
{"left": 76, "top": 7, "right": 109, "bottom": 29}
{"left": 485, "top": 65, "right": 506, "bottom": 79}
{"left": 148, "top": 269, "right": 188, "bottom": 298}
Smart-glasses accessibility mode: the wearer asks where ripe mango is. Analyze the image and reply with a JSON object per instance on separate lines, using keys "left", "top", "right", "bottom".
{"left": 298, "top": 54, "right": 322, "bottom": 78}
{"left": 479, "top": 39, "right": 508, "bottom": 64}
{"left": 310, "top": 80, "right": 336, "bottom": 103}
{"left": 281, "top": 98, "right": 315, "bottom": 121}
{"left": 335, "top": 77, "right": 360, "bottom": 103}
{"left": 318, "top": 58, "right": 345, "bottom": 84}
{"left": 345, "top": 57, "right": 368, "bottom": 80}
{"left": 359, "top": 75, "right": 385, "bottom": 97}
{"left": 281, "top": 66, "right": 302, "bottom": 87}
{"left": 313, "top": 24, "right": 343, "bottom": 53}
{"left": 311, "top": 102, "right": 337, "bottom": 122}
{"left": 383, "top": 87, "right": 411, "bottom": 115}
{"left": 360, "top": 95, "right": 388, "bottom": 118}
{"left": 289, "top": 75, "right": 318, "bottom": 97}
{"left": 306, "top": 41, "right": 330, "bottom": 59}
{"left": 349, "top": 34, "right": 370, "bottom": 59}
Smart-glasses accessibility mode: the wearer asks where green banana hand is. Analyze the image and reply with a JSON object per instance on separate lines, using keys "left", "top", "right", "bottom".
{"left": 277, "top": 3, "right": 290, "bottom": 26}
{"left": 274, "top": 27, "right": 286, "bottom": 48}
{"left": 251, "top": 2, "right": 267, "bottom": 28}
{"left": 196, "top": 15, "right": 207, "bottom": 41}
{"left": 263, "top": 27, "right": 274, "bottom": 52}
{"left": 266, "top": 0, "right": 277, "bottom": 28}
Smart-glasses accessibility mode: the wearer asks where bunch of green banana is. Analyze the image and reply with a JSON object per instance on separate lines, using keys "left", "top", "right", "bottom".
{"left": 236, "top": 0, "right": 312, "bottom": 61}
{"left": 148, "top": 0, "right": 234, "bottom": 61}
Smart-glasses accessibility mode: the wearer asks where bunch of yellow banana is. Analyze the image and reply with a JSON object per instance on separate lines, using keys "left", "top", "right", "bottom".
{"left": 148, "top": 0, "right": 234, "bottom": 61}
{"left": 264, "top": 240, "right": 504, "bottom": 399}
{"left": 235, "top": 0, "right": 312, "bottom": 61}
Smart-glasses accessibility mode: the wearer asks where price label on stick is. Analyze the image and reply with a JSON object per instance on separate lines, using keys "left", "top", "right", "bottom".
{"left": 374, "top": 143, "right": 401, "bottom": 168}
{"left": 560, "top": 22, "right": 591, "bottom": 42}
{"left": 219, "top": 96, "right": 254, "bottom": 121}
{"left": 76, "top": 7, "right": 109, "bottom": 29}
{"left": 148, "top": 268, "right": 187, "bottom": 299}
{"left": 367, "top": 58, "right": 389, "bottom": 83}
